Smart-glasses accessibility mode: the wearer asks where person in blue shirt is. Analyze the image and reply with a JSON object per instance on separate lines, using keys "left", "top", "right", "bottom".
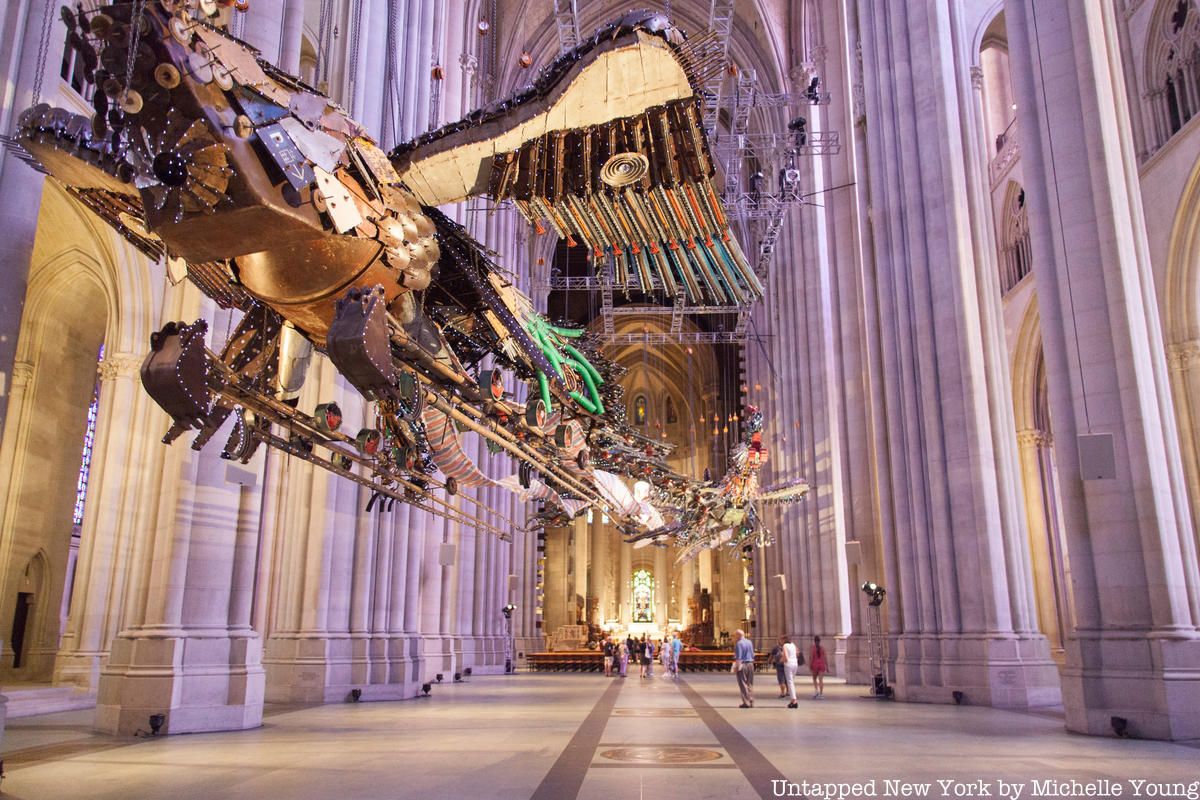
{"left": 670, "top": 633, "right": 683, "bottom": 679}
{"left": 732, "top": 629, "right": 755, "bottom": 707}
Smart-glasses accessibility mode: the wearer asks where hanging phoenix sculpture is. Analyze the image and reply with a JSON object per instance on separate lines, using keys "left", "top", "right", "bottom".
{"left": 13, "top": 1, "right": 806, "bottom": 555}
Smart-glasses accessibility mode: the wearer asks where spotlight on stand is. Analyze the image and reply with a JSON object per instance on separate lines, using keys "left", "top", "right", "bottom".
{"left": 1111, "top": 716, "right": 1130, "bottom": 738}
{"left": 421, "top": 682, "right": 432, "bottom": 697}
{"left": 788, "top": 115, "right": 808, "bottom": 146}
{"left": 435, "top": 673, "right": 444, "bottom": 683}
{"left": 952, "top": 690, "right": 964, "bottom": 705}
{"left": 350, "top": 688, "right": 362, "bottom": 702}
{"left": 454, "top": 672, "right": 463, "bottom": 682}
{"left": 463, "top": 667, "right": 472, "bottom": 679}
{"left": 805, "top": 76, "right": 821, "bottom": 103}
{"left": 148, "top": 713, "right": 165, "bottom": 735}
{"left": 502, "top": 603, "right": 516, "bottom": 619}
{"left": 861, "top": 581, "right": 886, "bottom": 607}
{"left": 860, "top": 581, "right": 893, "bottom": 699}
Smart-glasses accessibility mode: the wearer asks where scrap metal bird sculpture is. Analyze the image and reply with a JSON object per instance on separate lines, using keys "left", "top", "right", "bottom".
{"left": 13, "top": 0, "right": 801, "bottom": 548}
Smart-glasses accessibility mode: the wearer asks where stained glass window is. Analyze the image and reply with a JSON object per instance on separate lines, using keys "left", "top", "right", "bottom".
{"left": 73, "top": 346, "right": 103, "bottom": 527}
{"left": 632, "top": 569, "right": 654, "bottom": 623}
{"left": 633, "top": 395, "right": 648, "bottom": 425}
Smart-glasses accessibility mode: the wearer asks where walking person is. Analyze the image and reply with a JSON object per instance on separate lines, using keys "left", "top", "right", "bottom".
{"left": 781, "top": 635, "right": 799, "bottom": 708}
{"left": 809, "top": 635, "right": 828, "bottom": 699}
{"left": 602, "top": 637, "right": 614, "bottom": 677}
{"left": 644, "top": 637, "right": 655, "bottom": 678}
{"left": 670, "top": 633, "right": 683, "bottom": 679}
{"left": 618, "top": 638, "right": 628, "bottom": 678}
{"left": 732, "top": 629, "right": 755, "bottom": 708}
{"left": 659, "top": 638, "right": 671, "bottom": 678}
{"left": 770, "top": 638, "right": 787, "bottom": 697}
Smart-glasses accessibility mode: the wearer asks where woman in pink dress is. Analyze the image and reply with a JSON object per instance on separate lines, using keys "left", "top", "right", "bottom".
{"left": 809, "top": 635, "right": 828, "bottom": 699}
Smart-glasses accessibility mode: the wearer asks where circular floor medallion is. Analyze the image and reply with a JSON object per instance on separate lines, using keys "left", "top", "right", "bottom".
{"left": 611, "top": 708, "right": 696, "bottom": 717}
{"left": 598, "top": 746, "right": 723, "bottom": 764}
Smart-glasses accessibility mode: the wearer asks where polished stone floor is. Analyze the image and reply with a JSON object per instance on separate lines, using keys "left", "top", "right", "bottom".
{"left": 1, "top": 674, "right": 1197, "bottom": 799}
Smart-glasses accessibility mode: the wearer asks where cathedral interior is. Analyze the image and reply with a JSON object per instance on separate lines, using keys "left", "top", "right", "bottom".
{"left": 0, "top": 0, "right": 1198, "bottom": 798}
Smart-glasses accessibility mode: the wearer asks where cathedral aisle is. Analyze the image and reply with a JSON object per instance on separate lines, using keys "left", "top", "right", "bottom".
{"left": 1, "top": 673, "right": 1197, "bottom": 800}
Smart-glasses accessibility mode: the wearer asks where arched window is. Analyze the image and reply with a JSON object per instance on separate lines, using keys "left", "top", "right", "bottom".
{"left": 1000, "top": 184, "right": 1032, "bottom": 294}
{"left": 631, "top": 569, "right": 654, "bottom": 623}
{"left": 72, "top": 345, "right": 104, "bottom": 529}
{"left": 1147, "top": 0, "right": 1200, "bottom": 149}
{"left": 632, "top": 394, "right": 648, "bottom": 426}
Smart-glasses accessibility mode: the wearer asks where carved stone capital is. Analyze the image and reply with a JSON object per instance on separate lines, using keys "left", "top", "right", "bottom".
{"left": 1167, "top": 340, "right": 1200, "bottom": 372}
{"left": 97, "top": 353, "right": 143, "bottom": 381}
{"left": 10, "top": 360, "right": 35, "bottom": 389}
{"left": 970, "top": 65, "right": 984, "bottom": 90}
{"left": 459, "top": 52, "right": 478, "bottom": 74}
{"left": 1016, "top": 428, "right": 1052, "bottom": 449}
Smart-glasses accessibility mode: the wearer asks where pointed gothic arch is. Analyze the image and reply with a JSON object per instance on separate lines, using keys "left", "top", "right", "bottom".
{"left": 1000, "top": 181, "right": 1032, "bottom": 294}
{"left": 1144, "top": 0, "right": 1200, "bottom": 150}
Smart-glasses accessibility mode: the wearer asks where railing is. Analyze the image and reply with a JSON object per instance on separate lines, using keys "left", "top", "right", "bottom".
{"left": 990, "top": 119, "right": 1020, "bottom": 188}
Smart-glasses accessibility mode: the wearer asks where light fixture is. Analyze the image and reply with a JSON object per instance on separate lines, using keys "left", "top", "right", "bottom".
{"left": 861, "top": 581, "right": 886, "bottom": 607}
{"left": 502, "top": 603, "right": 516, "bottom": 619}
{"left": 436, "top": 673, "right": 444, "bottom": 683}
{"left": 454, "top": 672, "right": 463, "bottom": 682}
{"left": 463, "top": 667, "right": 473, "bottom": 678}
{"left": 148, "top": 713, "right": 165, "bottom": 735}
{"left": 952, "top": 690, "right": 964, "bottom": 705}
{"left": 421, "top": 682, "right": 432, "bottom": 696}
{"left": 350, "top": 688, "right": 362, "bottom": 702}
{"left": 1111, "top": 716, "right": 1129, "bottom": 738}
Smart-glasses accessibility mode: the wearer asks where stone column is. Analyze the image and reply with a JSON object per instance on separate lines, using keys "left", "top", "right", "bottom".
{"left": 238, "top": 0, "right": 303, "bottom": 70}
{"left": 0, "top": 0, "right": 57, "bottom": 435}
{"left": 94, "top": 298, "right": 264, "bottom": 736}
{"left": 0, "top": 359, "right": 33, "bottom": 732}
{"left": 618, "top": 538, "right": 631, "bottom": 625}
{"left": 1006, "top": 0, "right": 1200, "bottom": 739}
{"left": 1014, "top": 429, "right": 1070, "bottom": 659}
{"left": 853, "top": 0, "right": 1059, "bottom": 708}
{"left": 1168, "top": 340, "right": 1200, "bottom": 554}
{"left": 53, "top": 352, "right": 157, "bottom": 690}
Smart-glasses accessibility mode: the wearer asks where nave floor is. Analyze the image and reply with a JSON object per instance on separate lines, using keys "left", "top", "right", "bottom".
{"left": 1, "top": 673, "right": 1197, "bottom": 800}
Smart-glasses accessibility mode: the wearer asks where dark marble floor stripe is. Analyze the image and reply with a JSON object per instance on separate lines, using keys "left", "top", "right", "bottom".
{"left": 678, "top": 678, "right": 786, "bottom": 799}
{"left": 530, "top": 679, "right": 623, "bottom": 800}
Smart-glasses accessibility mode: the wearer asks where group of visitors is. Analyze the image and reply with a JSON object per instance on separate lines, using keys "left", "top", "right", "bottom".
{"left": 731, "top": 629, "right": 827, "bottom": 708}
{"left": 600, "top": 633, "right": 684, "bottom": 679}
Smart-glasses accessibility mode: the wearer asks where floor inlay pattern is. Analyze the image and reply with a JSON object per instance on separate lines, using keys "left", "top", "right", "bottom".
{"left": 611, "top": 708, "right": 697, "bottom": 717}
{"left": 598, "top": 746, "right": 725, "bottom": 764}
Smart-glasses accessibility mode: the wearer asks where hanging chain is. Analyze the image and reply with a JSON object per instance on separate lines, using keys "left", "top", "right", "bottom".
{"left": 348, "top": 0, "right": 363, "bottom": 116}
{"left": 316, "top": 0, "right": 332, "bottom": 86}
{"left": 30, "top": 0, "right": 57, "bottom": 105}
{"left": 123, "top": 0, "right": 149, "bottom": 90}
{"left": 383, "top": 0, "right": 400, "bottom": 147}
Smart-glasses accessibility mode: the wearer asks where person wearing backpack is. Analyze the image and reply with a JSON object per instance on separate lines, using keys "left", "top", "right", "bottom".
{"left": 770, "top": 639, "right": 787, "bottom": 697}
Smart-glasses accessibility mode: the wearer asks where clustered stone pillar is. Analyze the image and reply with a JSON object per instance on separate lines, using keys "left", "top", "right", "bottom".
{"left": 847, "top": 0, "right": 1060, "bottom": 707}
{"left": 0, "top": 0, "right": 56, "bottom": 435}
{"left": 94, "top": 299, "right": 265, "bottom": 736}
{"left": 1167, "top": 341, "right": 1200, "bottom": 548}
{"left": 1006, "top": 0, "right": 1200, "bottom": 739}
{"left": 53, "top": 352, "right": 159, "bottom": 690}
